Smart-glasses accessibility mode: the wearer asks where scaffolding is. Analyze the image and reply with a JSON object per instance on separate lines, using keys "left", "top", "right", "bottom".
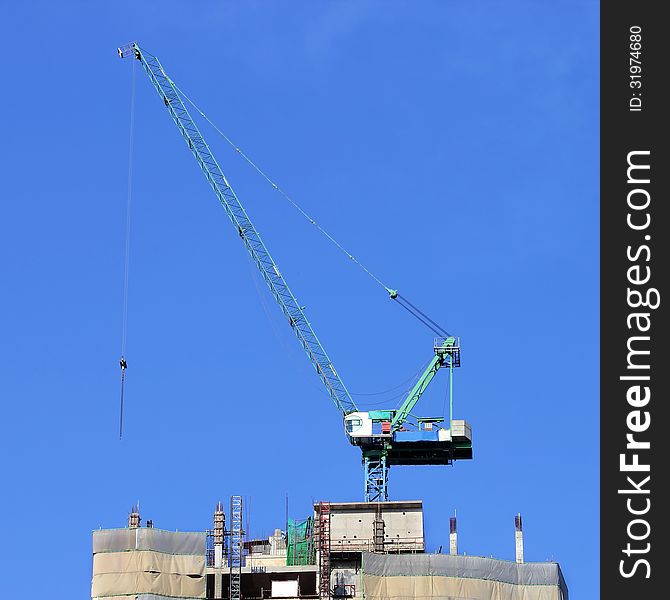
{"left": 230, "top": 495, "right": 243, "bottom": 600}
{"left": 317, "top": 502, "right": 331, "bottom": 599}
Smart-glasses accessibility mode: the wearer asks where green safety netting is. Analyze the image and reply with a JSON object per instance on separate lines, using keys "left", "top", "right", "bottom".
{"left": 286, "top": 518, "right": 315, "bottom": 566}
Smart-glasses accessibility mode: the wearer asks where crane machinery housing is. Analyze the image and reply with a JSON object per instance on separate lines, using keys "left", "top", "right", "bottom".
{"left": 118, "top": 42, "right": 473, "bottom": 502}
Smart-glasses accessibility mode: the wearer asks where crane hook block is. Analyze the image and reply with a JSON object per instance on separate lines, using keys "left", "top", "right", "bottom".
{"left": 119, "top": 357, "right": 128, "bottom": 371}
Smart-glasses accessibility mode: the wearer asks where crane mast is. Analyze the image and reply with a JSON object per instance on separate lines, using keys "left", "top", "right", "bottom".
{"left": 119, "top": 42, "right": 472, "bottom": 503}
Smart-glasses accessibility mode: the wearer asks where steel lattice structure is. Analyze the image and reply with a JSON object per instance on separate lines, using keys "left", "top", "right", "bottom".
{"left": 229, "top": 495, "right": 243, "bottom": 600}
{"left": 118, "top": 43, "right": 357, "bottom": 418}
{"left": 363, "top": 454, "right": 389, "bottom": 502}
{"left": 317, "top": 502, "right": 332, "bottom": 599}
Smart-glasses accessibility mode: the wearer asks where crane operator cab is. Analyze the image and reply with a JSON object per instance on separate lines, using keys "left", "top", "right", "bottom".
{"left": 344, "top": 411, "right": 473, "bottom": 464}
{"left": 345, "top": 411, "right": 392, "bottom": 445}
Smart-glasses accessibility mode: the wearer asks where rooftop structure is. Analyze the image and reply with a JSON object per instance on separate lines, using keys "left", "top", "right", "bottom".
{"left": 91, "top": 499, "right": 568, "bottom": 600}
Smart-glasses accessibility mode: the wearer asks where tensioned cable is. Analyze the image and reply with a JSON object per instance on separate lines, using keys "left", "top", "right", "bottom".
{"left": 170, "top": 80, "right": 452, "bottom": 337}
{"left": 361, "top": 387, "right": 415, "bottom": 408}
{"left": 392, "top": 358, "right": 436, "bottom": 412}
{"left": 393, "top": 300, "right": 443, "bottom": 337}
{"left": 121, "top": 60, "right": 136, "bottom": 357}
{"left": 172, "top": 82, "right": 392, "bottom": 293}
{"left": 358, "top": 358, "right": 434, "bottom": 411}
{"left": 351, "top": 357, "right": 431, "bottom": 397}
{"left": 119, "top": 58, "right": 137, "bottom": 439}
{"left": 395, "top": 294, "right": 450, "bottom": 338}
{"left": 244, "top": 253, "right": 336, "bottom": 400}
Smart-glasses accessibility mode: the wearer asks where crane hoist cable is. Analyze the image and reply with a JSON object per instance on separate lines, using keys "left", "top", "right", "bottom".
{"left": 119, "top": 57, "right": 137, "bottom": 439}
{"left": 171, "top": 82, "right": 451, "bottom": 338}
{"left": 351, "top": 357, "right": 432, "bottom": 397}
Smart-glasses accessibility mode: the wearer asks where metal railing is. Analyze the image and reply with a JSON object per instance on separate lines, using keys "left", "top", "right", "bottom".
{"left": 329, "top": 536, "right": 424, "bottom": 553}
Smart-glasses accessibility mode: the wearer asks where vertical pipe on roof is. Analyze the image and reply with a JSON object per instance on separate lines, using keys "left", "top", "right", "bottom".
{"left": 449, "top": 515, "right": 458, "bottom": 555}
{"left": 515, "top": 514, "right": 524, "bottom": 563}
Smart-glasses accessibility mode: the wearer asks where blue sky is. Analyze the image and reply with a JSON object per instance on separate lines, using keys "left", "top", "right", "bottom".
{"left": 0, "top": 1, "right": 598, "bottom": 597}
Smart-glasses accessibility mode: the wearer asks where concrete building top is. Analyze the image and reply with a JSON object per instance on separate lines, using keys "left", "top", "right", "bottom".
{"left": 313, "top": 500, "right": 423, "bottom": 511}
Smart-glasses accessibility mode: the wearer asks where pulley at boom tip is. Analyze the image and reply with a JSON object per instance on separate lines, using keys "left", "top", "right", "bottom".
{"left": 118, "top": 42, "right": 140, "bottom": 60}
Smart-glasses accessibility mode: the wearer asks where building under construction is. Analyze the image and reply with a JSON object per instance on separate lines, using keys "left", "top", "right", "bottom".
{"left": 90, "top": 500, "right": 568, "bottom": 600}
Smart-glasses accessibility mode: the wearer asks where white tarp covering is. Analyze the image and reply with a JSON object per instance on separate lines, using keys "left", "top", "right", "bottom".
{"left": 135, "top": 596, "right": 205, "bottom": 600}
{"left": 91, "top": 529, "right": 206, "bottom": 600}
{"left": 94, "top": 596, "right": 204, "bottom": 600}
{"left": 93, "top": 528, "right": 205, "bottom": 555}
{"left": 362, "top": 553, "right": 568, "bottom": 600}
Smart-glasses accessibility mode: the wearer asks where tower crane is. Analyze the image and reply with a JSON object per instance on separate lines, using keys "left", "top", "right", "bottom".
{"left": 118, "top": 42, "right": 472, "bottom": 502}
